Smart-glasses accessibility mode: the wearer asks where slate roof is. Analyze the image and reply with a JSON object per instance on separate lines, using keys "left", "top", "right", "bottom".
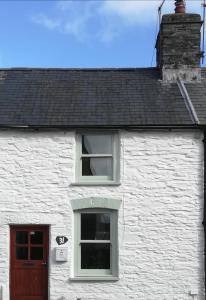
{"left": 0, "top": 67, "right": 205, "bottom": 127}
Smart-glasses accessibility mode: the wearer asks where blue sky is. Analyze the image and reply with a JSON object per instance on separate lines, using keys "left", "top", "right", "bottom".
{"left": 0, "top": 0, "right": 203, "bottom": 68}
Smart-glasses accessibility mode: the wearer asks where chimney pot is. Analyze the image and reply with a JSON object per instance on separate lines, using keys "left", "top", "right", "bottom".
{"left": 175, "top": 0, "right": 186, "bottom": 14}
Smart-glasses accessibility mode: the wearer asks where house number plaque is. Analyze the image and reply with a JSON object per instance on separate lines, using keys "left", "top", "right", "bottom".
{"left": 56, "top": 236, "right": 68, "bottom": 245}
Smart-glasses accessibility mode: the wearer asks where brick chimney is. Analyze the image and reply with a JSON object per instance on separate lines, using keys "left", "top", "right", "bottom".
{"left": 156, "top": 0, "right": 203, "bottom": 82}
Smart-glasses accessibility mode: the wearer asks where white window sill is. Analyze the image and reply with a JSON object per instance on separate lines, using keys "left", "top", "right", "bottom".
{"left": 71, "top": 182, "right": 121, "bottom": 186}
{"left": 70, "top": 276, "right": 119, "bottom": 281}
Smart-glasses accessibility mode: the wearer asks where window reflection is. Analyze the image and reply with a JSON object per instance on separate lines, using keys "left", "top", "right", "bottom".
{"left": 82, "top": 157, "right": 112, "bottom": 176}
{"left": 81, "top": 213, "right": 110, "bottom": 240}
{"left": 30, "top": 231, "right": 43, "bottom": 244}
{"left": 81, "top": 243, "right": 110, "bottom": 269}
{"left": 16, "top": 231, "right": 28, "bottom": 244}
{"left": 16, "top": 247, "right": 28, "bottom": 260}
{"left": 82, "top": 135, "right": 112, "bottom": 154}
{"left": 30, "top": 247, "right": 43, "bottom": 260}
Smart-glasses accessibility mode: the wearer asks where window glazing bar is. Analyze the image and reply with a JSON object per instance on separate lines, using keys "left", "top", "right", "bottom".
{"left": 80, "top": 240, "right": 111, "bottom": 244}
{"left": 81, "top": 154, "right": 113, "bottom": 158}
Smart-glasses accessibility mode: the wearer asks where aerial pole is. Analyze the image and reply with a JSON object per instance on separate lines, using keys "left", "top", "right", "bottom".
{"left": 158, "top": 0, "right": 166, "bottom": 26}
{"left": 202, "top": 0, "right": 206, "bottom": 64}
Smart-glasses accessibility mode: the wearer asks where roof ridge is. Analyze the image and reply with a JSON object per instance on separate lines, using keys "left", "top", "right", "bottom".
{"left": 0, "top": 67, "right": 158, "bottom": 72}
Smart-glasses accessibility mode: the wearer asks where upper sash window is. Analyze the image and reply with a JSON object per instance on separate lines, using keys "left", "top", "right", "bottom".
{"left": 76, "top": 133, "right": 120, "bottom": 184}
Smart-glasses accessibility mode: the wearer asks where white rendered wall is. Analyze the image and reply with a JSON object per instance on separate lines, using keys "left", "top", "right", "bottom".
{"left": 0, "top": 129, "right": 204, "bottom": 300}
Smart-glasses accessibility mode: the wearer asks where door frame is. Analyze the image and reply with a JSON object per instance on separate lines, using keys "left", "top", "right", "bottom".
{"left": 10, "top": 225, "right": 50, "bottom": 300}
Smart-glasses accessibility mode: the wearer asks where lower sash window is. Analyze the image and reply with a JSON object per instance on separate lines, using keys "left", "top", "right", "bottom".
{"left": 74, "top": 208, "right": 118, "bottom": 279}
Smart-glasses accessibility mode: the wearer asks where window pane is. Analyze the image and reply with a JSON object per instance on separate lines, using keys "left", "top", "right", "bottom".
{"left": 82, "top": 157, "right": 112, "bottom": 176}
{"left": 30, "top": 247, "right": 43, "bottom": 260}
{"left": 16, "top": 231, "right": 28, "bottom": 244}
{"left": 82, "top": 135, "right": 112, "bottom": 154}
{"left": 81, "top": 243, "right": 110, "bottom": 269}
{"left": 16, "top": 247, "right": 28, "bottom": 260}
{"left": 30, "top": 231, "right": 43, "bottom": 244}
{"left": 81, "top": 213, "right": 110, "bottom": 240}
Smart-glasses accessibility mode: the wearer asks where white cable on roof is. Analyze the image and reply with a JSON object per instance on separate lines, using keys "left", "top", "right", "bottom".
{"left": 177, "top": 77, "right": 200, "bottom": 125}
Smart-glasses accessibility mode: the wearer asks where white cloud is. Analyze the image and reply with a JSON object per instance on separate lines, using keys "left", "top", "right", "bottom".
{"left": 62, "top": 3, "right": 96, "bottom": 41}
{"left": 101, "top": 0, "right": 201, "bottom": 24}
{"left": 31, "top": 0, "right": 203, "bottom": 43}
{"left": 32, "top": 14, "right": 61, "bottom": 30}
{"left": 100, "top": 1, "right": 160, "bottom": 25}
{"left": 32, "top": 2, "right": 99, "bottom": 42}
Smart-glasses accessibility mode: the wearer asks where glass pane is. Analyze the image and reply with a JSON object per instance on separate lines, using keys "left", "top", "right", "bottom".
{"left": 16, "top": 231, "right": 28, "bottom": 244}
{"left": 82, "top": 157, "right": 112, "bottom": 176}
{"left": 30, "top": 247, "right": 43, "bottom": 260}
{"left": 82, "top": 135, "right": 112, "bottom": 154}
{"left": 81, "top": 243, "right": 110, "bottom": 269}
{"left": 81, "top": 213, "right": 110, "bottom": 240}
{"left": 16, "top": 247, "right": 28, "bottom": 260}
{"left": 30, "top": 231, "right": 43, "bottom": 244}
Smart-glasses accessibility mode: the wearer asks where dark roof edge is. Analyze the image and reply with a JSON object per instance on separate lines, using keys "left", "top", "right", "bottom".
{"left": 0, "top": 67, "right": 206, "bottom": 72}
{"left": 0, "top": 124, "right": 202, "bottom": 130}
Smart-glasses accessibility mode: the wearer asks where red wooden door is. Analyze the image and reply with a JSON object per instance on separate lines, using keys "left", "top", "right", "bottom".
{"left": 10, "top": 226, "right": 49, "bottom": 300}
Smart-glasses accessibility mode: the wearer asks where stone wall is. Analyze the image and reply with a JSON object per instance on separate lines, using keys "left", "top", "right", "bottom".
{"left": 0, "top": 129, "right": 204, "bottom": 300}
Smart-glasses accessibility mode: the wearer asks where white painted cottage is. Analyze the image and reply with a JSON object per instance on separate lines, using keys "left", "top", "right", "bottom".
{"left": 0, "top": 2, "right": 206, "bottom": 299}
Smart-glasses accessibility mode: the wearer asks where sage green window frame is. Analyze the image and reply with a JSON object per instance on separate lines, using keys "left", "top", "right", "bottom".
{"left": 75, "top": 132, "right": 120, "bottom": 185}
{"left": 73, "top": 208, "right": 119, "bottom": 279}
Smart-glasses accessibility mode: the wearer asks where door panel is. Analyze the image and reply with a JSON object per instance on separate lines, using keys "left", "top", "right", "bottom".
{"left": 10, "top": 226, "right": 49, "bottom": 300}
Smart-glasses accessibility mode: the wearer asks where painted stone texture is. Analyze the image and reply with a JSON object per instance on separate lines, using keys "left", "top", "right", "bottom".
{"left": 0, "top": 129, "right": 204, "bottom": 299}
